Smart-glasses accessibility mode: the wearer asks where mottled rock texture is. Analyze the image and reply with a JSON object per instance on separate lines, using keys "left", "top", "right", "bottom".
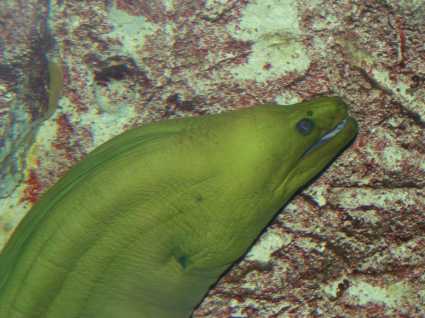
{"left": 0, "top": 0, "right": 50, "bottom": 198}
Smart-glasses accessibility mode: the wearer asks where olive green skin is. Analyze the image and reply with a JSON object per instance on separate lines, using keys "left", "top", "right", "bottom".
{"left": 0, "top": 97, "right": 357, "bottom": 318}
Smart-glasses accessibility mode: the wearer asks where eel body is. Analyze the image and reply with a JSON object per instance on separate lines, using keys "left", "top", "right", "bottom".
{"left": 0, "top": 97, "right": 357, "bottom": 318}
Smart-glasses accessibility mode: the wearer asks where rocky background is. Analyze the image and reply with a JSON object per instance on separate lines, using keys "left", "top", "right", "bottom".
{"left": 0, "top": 0, "right": 424, "bottom": 317}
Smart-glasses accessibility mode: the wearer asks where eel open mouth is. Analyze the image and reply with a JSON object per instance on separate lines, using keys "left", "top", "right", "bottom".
{"left": 301, "top": 118, "right": 349, "bottom": 158}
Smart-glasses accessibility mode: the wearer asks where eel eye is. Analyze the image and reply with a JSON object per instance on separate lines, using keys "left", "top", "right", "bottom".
{"left": 296, "top": 118, "right": 315, "bottom": 135}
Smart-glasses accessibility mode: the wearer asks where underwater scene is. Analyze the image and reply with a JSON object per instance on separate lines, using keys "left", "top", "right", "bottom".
{"left": 0, "top": 1, "right": 424, "bottom": 317}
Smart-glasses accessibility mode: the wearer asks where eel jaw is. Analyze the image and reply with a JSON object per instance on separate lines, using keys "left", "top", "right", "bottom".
{"left": 272, "top": 115, "right": 357, "bottom": 197}
{"left": 300, "top": 118, "right": 349, "bottom": 159}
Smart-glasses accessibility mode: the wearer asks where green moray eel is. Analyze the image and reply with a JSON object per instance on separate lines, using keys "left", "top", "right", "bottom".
{"left": 0, "top": 96, "right": 357, "bottom": 318}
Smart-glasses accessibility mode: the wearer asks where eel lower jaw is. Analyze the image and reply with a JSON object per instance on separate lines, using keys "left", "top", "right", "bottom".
{"left": 271, "top": 117, "right": 347, "bottom": 193}
{"left": 300, "top": 117, "right": 349, "bottom": 159}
